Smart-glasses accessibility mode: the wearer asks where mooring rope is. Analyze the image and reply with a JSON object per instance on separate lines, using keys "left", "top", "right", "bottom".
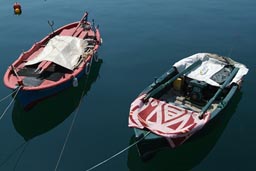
{"left": 85, "top": 131, "right": 150, "bottom": 171}
{"left": 54, "top": 88, "right": 86, "bottom": 171}
{"left": 0, "top": 87, "right": 20, "bottom": 103}
{"left": 13, "top": 141, "right": 29, "bottom": 171}
{"left": 0, "top": 141, "right": 27, "bottom": 168}
{"left": 53, "top": 77, "right": 150, "bottom": 171}
{"left": 0, "top": 86, "right": 21, "bottom": 121}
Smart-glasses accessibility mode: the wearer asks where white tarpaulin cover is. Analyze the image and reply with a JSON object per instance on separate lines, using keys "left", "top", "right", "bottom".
{"left": 25, "top": 36, "right": 88, "bottom": 70}
{"left": 173, "top": 53, "right": 249, "bottom": 87}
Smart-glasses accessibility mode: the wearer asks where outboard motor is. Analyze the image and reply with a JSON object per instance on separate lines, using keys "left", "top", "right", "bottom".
{"left": 187, "top": 80, "right": 207, "bottom": 103}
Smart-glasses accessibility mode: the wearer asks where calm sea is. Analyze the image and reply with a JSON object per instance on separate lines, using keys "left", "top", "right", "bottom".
{"left": 0, "top": 0, "right": 255, "bottom": 170}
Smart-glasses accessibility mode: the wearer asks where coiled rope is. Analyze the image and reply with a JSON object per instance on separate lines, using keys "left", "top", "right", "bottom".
{"left": 85, "top": 131, "right": 150, "bottom": 171}
{"left": 0, "top": 86, "right": 21, "bottom": 121}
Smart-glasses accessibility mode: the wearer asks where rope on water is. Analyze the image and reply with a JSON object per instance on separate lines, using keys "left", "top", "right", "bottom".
{"left": 13, "top": 141, "right": 29, "bottom": 171}
{"left": 85, "top": 131, "right": 150, "bottom": 171}
{"left": 54, "top": 88, "right": 86, "bottom": 171}
{"left": 0, "top": 86, "right": 21, "bottom": 121}
{"left": 0, "top": 141, "right": 27, "bottom": 168}
{"left": 0, "top": 88, "right": 20, "bottom": 103}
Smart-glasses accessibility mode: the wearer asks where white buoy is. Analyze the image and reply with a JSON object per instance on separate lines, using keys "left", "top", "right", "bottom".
{"left": 72, "top": 77, "right": 78, "bottom": 87}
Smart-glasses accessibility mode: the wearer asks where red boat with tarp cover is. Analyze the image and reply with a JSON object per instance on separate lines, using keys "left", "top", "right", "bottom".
{"left": 3, "top": 12, "right": 102, "bottom": 108}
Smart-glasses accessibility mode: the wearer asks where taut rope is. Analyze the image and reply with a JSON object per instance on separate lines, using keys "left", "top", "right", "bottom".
{"left": 0, "top": 86, "right": 21, "bottom": 121}
{"left": 0, "top": 87, "right": 20, "bottom": 103}
{"left": 85, "top": 132, "right": 150, "bottom": 171}
{"left": 54, "top": 85, "right": 87, "bottom": 171}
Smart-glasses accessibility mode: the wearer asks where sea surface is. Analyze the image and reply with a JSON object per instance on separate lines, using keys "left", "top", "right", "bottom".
{"left": 0, "top": 0, "right": 255, "bottom": 171}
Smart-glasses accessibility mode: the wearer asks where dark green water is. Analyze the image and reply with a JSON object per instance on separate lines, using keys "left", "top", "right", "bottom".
{"left": 0, "top": 0, "right": 255, "bottom": 170}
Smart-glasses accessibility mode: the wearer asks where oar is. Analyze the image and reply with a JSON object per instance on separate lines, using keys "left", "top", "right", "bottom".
{"left": 143, "top": 60, "right": 202, "bottom": 102}
{"left": 144, "top": 67, "right": 176, "bottom": 95}
{"left": 198, "top": 67, "right": 239, "bottom": 119}
{"left": 72, "top": 12, "right": 88, "bottom": 36}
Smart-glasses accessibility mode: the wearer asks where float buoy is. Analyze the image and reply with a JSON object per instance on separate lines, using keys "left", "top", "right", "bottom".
{"left": 85, "top": 62, "right": 91, "bottom": 75}
{"left": 72, "top": 77, "right": 78, "bottom": 87}
{"left": 13, "top": 2, "right": 22, "bottom": 15}
{"left": 93, "top": 53, "right": 99, "bottom": 62}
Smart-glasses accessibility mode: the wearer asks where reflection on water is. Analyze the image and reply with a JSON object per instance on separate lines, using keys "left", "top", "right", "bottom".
{"left": 12, "top": 59, "right": 103, "bottom": 141}
{"left": 127, "top": 91, "right": 242, "bottom": 171}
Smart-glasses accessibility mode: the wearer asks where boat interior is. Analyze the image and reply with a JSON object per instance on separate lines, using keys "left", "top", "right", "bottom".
{"left": 158, "top": 74, "right": 232, "bottom": 113}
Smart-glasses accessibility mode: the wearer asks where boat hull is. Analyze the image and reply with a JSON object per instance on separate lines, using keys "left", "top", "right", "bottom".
{"left": 129, "top": 53, "right": 248, "bottom": 160}
{"left": 12, "top": 59, "right": 102, "bottom": 140}
{"left": 16, "top": 58, "right": 98, "bottom": 109}
{"left": 133, "top": 84, "right": 239, "bottom": 160}
{"left": 3, "top": 12, "right": 102, "bottom": 109}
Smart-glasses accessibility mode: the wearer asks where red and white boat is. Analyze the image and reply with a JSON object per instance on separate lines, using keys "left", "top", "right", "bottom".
{"left": 129, "top": 53, "right": 248, "bottom": 160}
{"left": 3, "top": 12, "right": 102, "bottom": 108}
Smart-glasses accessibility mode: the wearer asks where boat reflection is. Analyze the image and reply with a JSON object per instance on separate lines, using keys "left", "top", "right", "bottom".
{"left": 127, "top": 91, "right": 242, "bottom": 171}
{"left": 12, "top": 59, "right": 103, "bottom": 141}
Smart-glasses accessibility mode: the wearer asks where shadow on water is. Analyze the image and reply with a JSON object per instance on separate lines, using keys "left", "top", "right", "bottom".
{"left": 127, "top": 90, "right": 243, "bottom": 171}
{"left": 11, "top": 59, "right": 103, "bottom": 141}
